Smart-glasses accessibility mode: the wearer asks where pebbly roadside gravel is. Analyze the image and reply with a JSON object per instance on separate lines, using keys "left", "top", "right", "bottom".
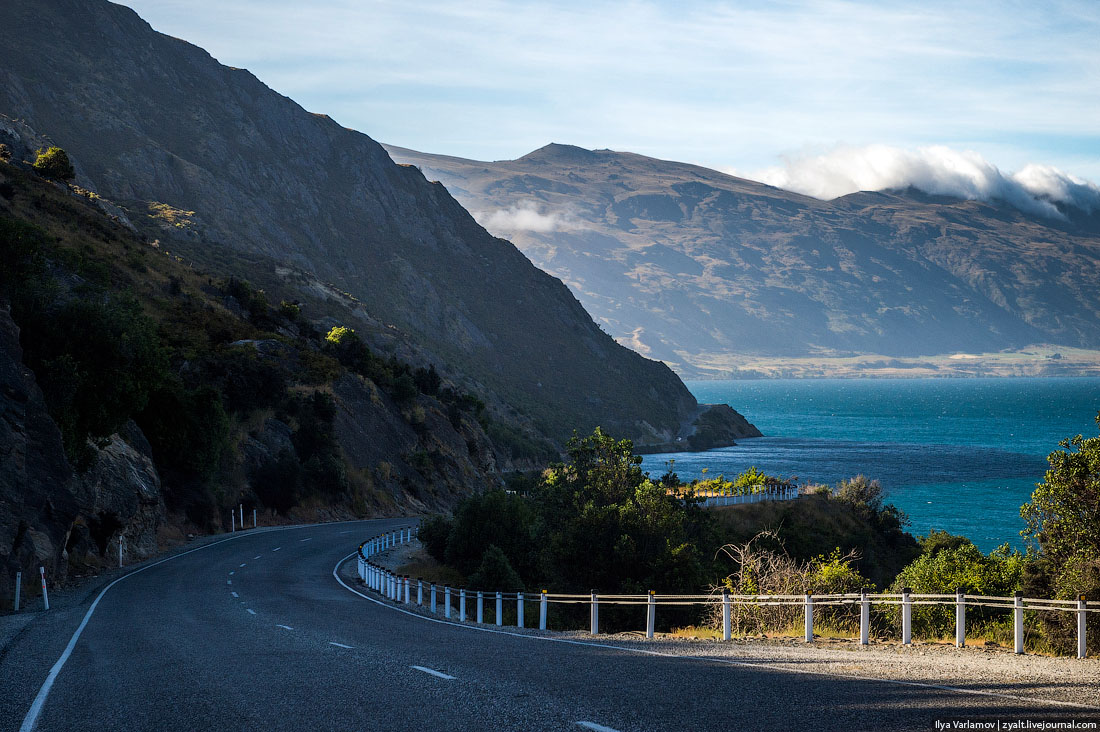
{"left": 357, "top": 540, "right": 1100, "bottom": 711}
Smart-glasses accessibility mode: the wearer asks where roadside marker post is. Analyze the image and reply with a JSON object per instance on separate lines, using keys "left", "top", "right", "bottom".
{"left": 496, "top": 592, "right": 503, "bottom": 626}
{"left": 118, "top": 536, "right": 123, "bottom": 568}
{"left": 404, "top": 577, "right": 410, "bottom": 604}
{"left": 539, "top": 590, "right": 547, "bottom": 630}
{"left": 1014, "top": 592, "right": 1024, "bottom": 655}
{"left": 231, "top": 512, "right": 235, "bottom": 532}
{"left": 721, "top": 589, "right": 731, "bottom": 641}
{"left": 39, "top": 567, "right": 48, "bottom": 611}
{"left": 902, "top": 587, "right": 912, "bottom": 645}
{"left": 430, "top": 583, "right": 437, "bottom": 613}
{"left": 239, "top": 504, "right": 243, "bottom": 530}
{"left": 477, "top": 591, "right": 484, "bottom": 624}
{"left": 1078, "top": 596, "right": 1088, "bottom": 659}
{"left": 460, "top": 589, "right": 467, "bottom": 622}
{"left": 646, "top": 590, "right": 656, "bottom": 639}
{"left": 253, "top": 509, "right": 257, "bottom": 528}
{"left": 804, "top": 593, "right": 814, "bottom": 643}
{"left": 417, "top": 580, "right": 423, "bottom": 606}
{"left": 444, "top": 586, "right": 451, "bottom": 619}
{"left": 860, "top": 587, "right": 870, "bottom": 645}
{"left": 14, "top": 571, "right": 20, "bottom": 611}
{"left": 955, "top": 588, "right": 966, "bottom": 648}
{"left": 590, "top": 590, "right": 599, "bottom": 635}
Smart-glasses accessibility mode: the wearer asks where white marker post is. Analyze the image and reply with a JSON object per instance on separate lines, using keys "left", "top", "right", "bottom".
{"left": 430, "top": 583, "right": 437, "bottom": 613}
{"left": 404, "top": 577, "right": 410, "bottom": 604}
{"left": 902, "top": 587, "right": 912, "bottom": 646}
{"left": 590, "top": 590, "right": 598, "bottom": 635}
{"left": 1078, "top": 595, "right": 1088, "bottom": 659}
{"left": 239, "top": 504, "right": 244, "bottom": 529}
{"left": 231, "top": 511, "right": 235, "bottom": 532}
{"left": 39, "top": 566, "right": 49, "bottom": 611}
{"left": 646, "top": 590, "right": 656, "bottom": 639}
{"left": 477, "top": 591, "right": 484, "bottom": 624}
{"left": 13, "top": 571, "right": 20, "bottom": 611}
{"left": 955, "top": 588, "right": 966, "bottom": 648}
{"left": 417, "top": 580, "right": 423, "bottom": 606}
{"left": 1014, "top": 592, "right": 1024, "bottom": 655}
{"left": 860, "top": 588, "right": 870, "bottom": 645}
{"left": 496, "top": 592, "right": 503, "bottom": 627}
{"left": 460, "top": 589, "right": 467, "bottom": 622}
{"left": 444, "top": 586, "right": 451, "bottom": 619}
{"left": 253, "top": 509, "right": 257, "bottom": 528}
{"left": 721, "top": 589, "right": 731, "bottom": 641}
{"left": 804, "top": 593, "right": 814, "bottom": 643}
{"left": 517, "top": 592, "right": 524, "bottom": 628}
{"left": 539, "top": 590, "right": 548, "bottom": 630}
{"left": 118, "top": 536, "right": 123, "bottom": 568}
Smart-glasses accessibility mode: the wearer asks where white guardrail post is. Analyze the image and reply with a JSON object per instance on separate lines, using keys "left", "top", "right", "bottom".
{"left": 14, "top": 571, "right": 21, "bottom": 612}
{"left": 804, "top": 593, "right": 813, "bottom": 643}
{"left": 417, "top": 579, "right": 423, "bottom": 606}
{"left": 1014, "top": 591, "right": 1024, "bottom": 654}
{"left": 496, "top": 592, "right": 503, "bottom": 626}
{"left": 590, "top": 590, "right": 599, "bottom": 635}
{"left": 477, "top": 591, "right": 484, "bottom": 623}
{"left": 646, "top": 590, "right": 656, "bottom": 639}
{"left": 1079, "top": 595, "right": 1088, "bottom": 659}
{"left": 40, "top": 567, "right": 49, "bottom": 611}
{"left": 460, "top": 589, "right": 467, "bottom": 622}
{"left": 956, "top": 588, "right": 966, "bottom": 648}
{"left": 403, "top": 576, "right": 410, "bottom": 604}
{"left": 430, "top": 583, "right": 437, "bottom": 613}
{"left": 860, "top": 587, "right": 870, "bottom": 645}
{"left": 902, "top": 587, "right": 912, "bottom": 645}
{"left": 540, "top": 590, "right": 548, "bottom": 630}
{"left": 517, "top": 592, "right": 524, "bottom": 628}
{"left": 444, "top": 586, "right": 451, "bottom": 618}
{"left": 722, "top": 588, "right": 731, "bottom": 641}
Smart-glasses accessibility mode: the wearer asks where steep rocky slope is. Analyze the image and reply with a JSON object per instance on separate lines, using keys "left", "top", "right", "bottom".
{"left": 385, "top": 143, "right": 1100, "bottom": 376}
{"left": 0, "top": 0, "right": 752, "bottom": 446}
{"left": 0, "top": 159, "right": 503, "bottom": 606}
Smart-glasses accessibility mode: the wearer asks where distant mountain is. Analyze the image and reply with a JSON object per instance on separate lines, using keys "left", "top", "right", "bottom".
{"left": 384, "top": 143, "right": 1100, "bottom": 376}
{"left": 0, "top": 0, "right": 757, "bottom": 449}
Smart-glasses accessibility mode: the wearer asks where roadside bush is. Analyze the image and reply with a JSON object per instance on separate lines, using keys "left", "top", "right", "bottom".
{"left": 468, "top": 545, "right": 524, "bottom": 591}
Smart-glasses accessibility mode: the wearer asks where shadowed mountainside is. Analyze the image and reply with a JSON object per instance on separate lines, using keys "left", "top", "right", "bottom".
{"left": 0, "top": 0, "right": 755, "bottom": 447}
{"left": 384, "top": 143, "right": 1100, "bottom": 377}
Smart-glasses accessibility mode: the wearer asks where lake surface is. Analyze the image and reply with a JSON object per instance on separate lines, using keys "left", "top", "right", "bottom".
{"left": 640, "top": 378, "right": 1100, "bottom": 552}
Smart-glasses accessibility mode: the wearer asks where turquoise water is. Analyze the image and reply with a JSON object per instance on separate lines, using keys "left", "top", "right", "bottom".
{"left": 640, "top": 378, "right": 1100, "bottom": 552}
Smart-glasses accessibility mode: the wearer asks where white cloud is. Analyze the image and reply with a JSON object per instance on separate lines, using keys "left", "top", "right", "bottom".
{"left": 755, "top": 145, "right": 1100, "bottom": 218}
{"left": 474, "top": 200, "right": 583, "bottom": 234}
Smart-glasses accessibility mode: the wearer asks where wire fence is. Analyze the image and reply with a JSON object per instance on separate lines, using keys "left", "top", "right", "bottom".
{"left": 355, "top": 528, "right": 1094, "bottom": 659}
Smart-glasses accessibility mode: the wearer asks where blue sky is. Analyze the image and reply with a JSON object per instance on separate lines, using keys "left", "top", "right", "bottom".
{"left": 121, "top": 0, "right": 1100, "bottom": 184}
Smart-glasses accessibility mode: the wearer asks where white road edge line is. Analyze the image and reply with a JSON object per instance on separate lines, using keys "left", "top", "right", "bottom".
{"left": 329, "top": 642, "right": 353, "bottom": 648}
{"left": 276, "top": 624, "right": 293, "bottom": 630}
{"left": 17, "top": 521, "right": 384, "bottom": 732}
{"left": 577, "top": 722, "right": 620, "bottom": 732}
{"left": 331, "top": 553, "right": 1100, "bottom": 713}
{"left": 246, "top": 609, "right": 257, "bottom": 615}
{"left": 410, "top": 665, "right": 456, "bottom": 680}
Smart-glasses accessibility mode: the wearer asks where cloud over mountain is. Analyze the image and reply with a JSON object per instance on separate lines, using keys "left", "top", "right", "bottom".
{"left": 756, "top": 145, "right": 1100, "bottom": 218}
{"left": 475, "top": 200, "right": 583, "bottom": 233}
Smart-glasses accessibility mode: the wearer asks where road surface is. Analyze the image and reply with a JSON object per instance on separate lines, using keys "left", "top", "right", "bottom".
{"left": 2, "top": 519, "right": 1095, "bottom": 731}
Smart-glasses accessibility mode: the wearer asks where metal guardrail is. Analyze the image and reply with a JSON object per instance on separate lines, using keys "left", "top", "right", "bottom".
{"left": 355, "top": 528, "right": 1094, "bottom": 659}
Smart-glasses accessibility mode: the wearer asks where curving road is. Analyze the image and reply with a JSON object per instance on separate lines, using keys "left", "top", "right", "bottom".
{"left": 1, "top": 519, "right": 1095, "bottom": 731}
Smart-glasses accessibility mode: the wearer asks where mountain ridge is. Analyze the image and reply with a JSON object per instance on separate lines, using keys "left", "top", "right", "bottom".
{"left": 384, "top": 142, "right": 1100, "bottom": 376}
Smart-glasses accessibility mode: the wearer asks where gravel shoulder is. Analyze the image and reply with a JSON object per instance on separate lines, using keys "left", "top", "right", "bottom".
{"left": 350, "top": 540, "right": 1100, "bottom": 711}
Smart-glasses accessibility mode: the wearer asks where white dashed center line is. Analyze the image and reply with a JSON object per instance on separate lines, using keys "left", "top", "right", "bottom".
{"left": 328, "top": 642, "right": 353, "bottom": 649}
{"left": 276, "top": 624, "right": 293, "bottom": 631}
{"left": 410, "top": 665, "right": 455, "bottom": 680}
{"left": 239, "top": 563, "right": 247, "bottom": 567}
{"left": 231, "top": 592, "right": 239, "bottom": 598}
{"left": 253, "top": 555, "right": 261, "bottom": 560}
{"left": 299, "top": 538, "right": 312, "bottom": 542}
{"left": 246, "top": 609, "right": 256, "bottom": 615}
{"left": 576, "top": 722, "right": 620, "bottom": 732}
{"left": 226, "top": 580, "right": 232, "bottom": 585}
{"left": 229, "top": 571, "right": 234, "bottom": 575}
{"left": 272, "top": 547, "right": 281, "bottom": 552}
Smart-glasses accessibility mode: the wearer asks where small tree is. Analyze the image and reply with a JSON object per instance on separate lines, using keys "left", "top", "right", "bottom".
{"left": 33, "top": 147, "right": 75, "bottom": 181}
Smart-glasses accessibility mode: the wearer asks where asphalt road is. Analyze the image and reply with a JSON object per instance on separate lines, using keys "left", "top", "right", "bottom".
{"left": 1, "top": 518, "right": 1095, "bottom": 731}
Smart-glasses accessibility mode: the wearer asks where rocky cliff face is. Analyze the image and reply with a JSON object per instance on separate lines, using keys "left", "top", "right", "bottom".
{"left": 0, "top": 0, "right": 748, "bottom": 448}
{"left": 0, "top": 303, "right": 166, "bottom": 603}
{"left": 384, "top": 143, "right": 1100, "bottom": 375}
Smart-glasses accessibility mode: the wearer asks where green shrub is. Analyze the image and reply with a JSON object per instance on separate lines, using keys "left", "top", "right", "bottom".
{"left": 32, "top": 147, "right": 74, "bottom": 181}
{"left": 469, "top": 545, "right": 524, "bottom": 591}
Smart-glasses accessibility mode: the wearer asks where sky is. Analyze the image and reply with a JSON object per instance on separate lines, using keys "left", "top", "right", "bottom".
{"left": 120, "top": 0, "right": 1100, "bottom": 191}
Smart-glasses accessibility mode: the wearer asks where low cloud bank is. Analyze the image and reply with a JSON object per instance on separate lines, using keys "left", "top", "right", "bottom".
{"left": 475, "top": 200, "right": 582, "bottom": 233}
{"left": 757, "top": 145, "right": 1100, "bottom": 218}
